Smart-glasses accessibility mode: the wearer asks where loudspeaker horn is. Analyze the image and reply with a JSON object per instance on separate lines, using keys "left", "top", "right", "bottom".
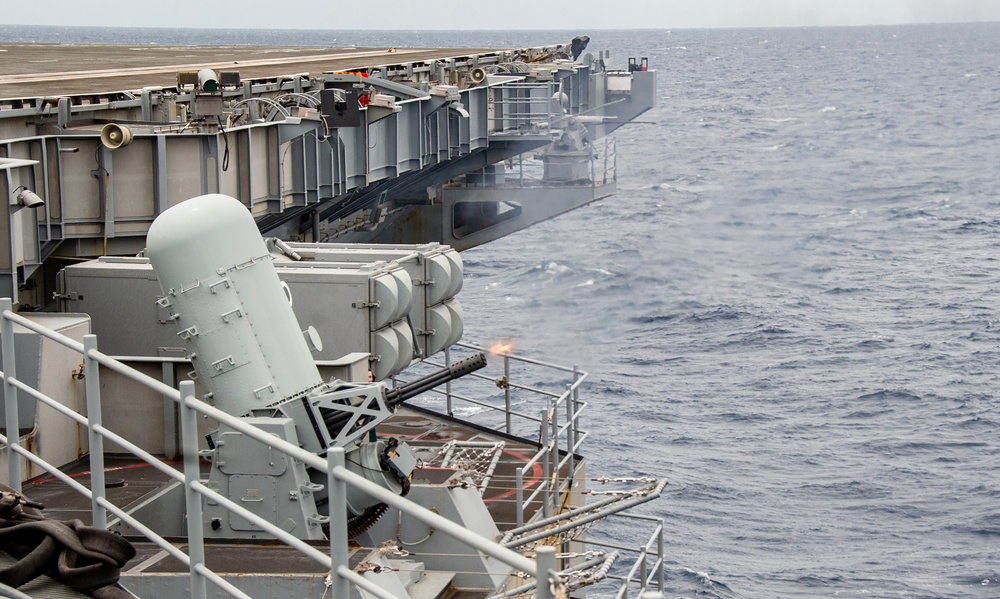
{"left": 469, "top": 67, "right": 487, "bottom": 85}
{"left": 100, "top": 123, "right": 133, "bottom": 150}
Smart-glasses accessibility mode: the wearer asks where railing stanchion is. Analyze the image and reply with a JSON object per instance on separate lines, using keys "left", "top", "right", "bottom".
{"left": 536, "top": 545, "right": 556, "bottom": 599}
{"left": 604, "top": 137, "right": 610, "bottom": 184}
{"left": 572, "top": 365, "right": 580, "bottom": 452}
{"left": 565, "top": 383, "right": 575, "bottom": 481}
{"left": 657, "top": 521, "right": 665, "bottom": 591}
{"left": 591, "top": 142, "right": 597, "bottom": 197}
{"left": 83, "top": 334, "right": 107, "bottom": 528}
{"left": 327, "top": 447, "right": 351, "bottom": 599}
{"left": 540, "top": 407, "right": 550, "bottom": 519}
{"left": 640, "top": 546, "right": 648, "bottom": 593}
{"left": 1, "top": 299, "right": 20, "bottom": 491}
{"left": 179, "top": 380, "right": 207, "bottom": 599}
{"left": 504, "top": 354, "right": 512, "bottom": 433}
{"left": 614, "top": 138, "right": 618, "bottom": 183}
{"left": 445, "top": 346, "right": 453, "bottom": 417}
{"left": 515, "top": 466, "right": 525, "bottom": 528}
{"left": 551, "top": 396, "right": 559, "bottom": 512}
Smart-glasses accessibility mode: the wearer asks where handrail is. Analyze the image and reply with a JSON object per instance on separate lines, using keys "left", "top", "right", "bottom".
{"left": 396, "top": 342, "right": 589, "bottom": 528}
{"left": 0, "top": 300, "right": 558, "bottom": 599}
{"left": 0, "top": 301, "right": 663, "bottom": 598}
{"left": 399, "top": 342, "right": 665, "bottom": 597}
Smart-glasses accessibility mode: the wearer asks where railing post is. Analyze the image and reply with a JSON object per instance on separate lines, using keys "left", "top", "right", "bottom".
{"left": 445, "top": 346, "right": 453, "bottom": 417}
{"left": 571, "top": 365, "right": 580, "bottom": 454}
{"left": 640, "top": 546, "right": 648, "bottom": 593}
{"left": 565, "top": 383, "right": 574, "bottom": 483}
{"left": 604, "top": 137, "right": 610, "bottom": 184}
{"left": 550, "top": 397, "right": 559, "bottom": 513}
{"left": 327, "top": 447, "right": 351, "bottom": 599}
{"left": 657, "top": 521, "right": 665, "bottom": 592}
{"left": 536, "top": 545, "right": 556, "bottom": 599}
{"left": 504, "top": 354, "right": 512, "bottom": 433}
{"left": 179, "top": 380, "right": 207, "bottom": 599}
{"left": 515, "top": 466, "right": 524, "bottom": 529}
{"left": 540, "top": 408, "right": 550, "bottom": 519}
{"left": 1, "top": 299, "right": 20, "bottom": 491}
{"left": 591, "top": 142, "right": 596, "bottom": 196}
{"left": 611, "top": 138, "right": 618, "bottom": 183}
{"left": 83, "top": 334, "right": 107, "bottom": 528}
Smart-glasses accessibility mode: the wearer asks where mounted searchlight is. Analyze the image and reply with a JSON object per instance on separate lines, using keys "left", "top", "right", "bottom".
{"left": 197, "top": 69, "right": 219, "bottom": 93}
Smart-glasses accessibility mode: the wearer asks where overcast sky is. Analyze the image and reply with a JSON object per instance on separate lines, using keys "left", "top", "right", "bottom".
{"left": 5, "top": 0, "right": 1000, "bottom": 30}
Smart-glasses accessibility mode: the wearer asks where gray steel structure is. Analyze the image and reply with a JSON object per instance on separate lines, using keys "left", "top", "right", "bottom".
{"left": 56, "top": 242, "right": 465, "bottom": 381}
{"left": 0, "top": 42, "right": 655, "bottom": 309}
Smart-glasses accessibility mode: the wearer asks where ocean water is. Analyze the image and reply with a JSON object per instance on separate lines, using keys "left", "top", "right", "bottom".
{"left": 5, "top": 23, "right": 999, "bottom": 598}
{"left": 458, "top": 25, "right": 1000, "bottom": 599}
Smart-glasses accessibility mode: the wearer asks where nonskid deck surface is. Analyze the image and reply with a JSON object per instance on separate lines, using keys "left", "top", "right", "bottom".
{"left": 0, "top": 44, "right": 491, "bottom": 98}
{"left": 19, "top": 407, "right": 562, "bottom": 574}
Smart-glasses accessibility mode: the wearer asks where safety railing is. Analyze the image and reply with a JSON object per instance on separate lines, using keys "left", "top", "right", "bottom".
{"left": 0, "top": 300, "right": 567, "bottom": 599}
{"left": 398, "top": 342, "right": 586, "bottom": 529}
{"left": 489, "top": 81, "right": 563, "bottom": 134}
{"left": 397, "top": 342, "right": 666, "bottom": 598}
{"left": 587, "top": 513, "right": 666, "bottom": 599}
{"left": 455, "top": 136, "right": 617, "bottom": 196}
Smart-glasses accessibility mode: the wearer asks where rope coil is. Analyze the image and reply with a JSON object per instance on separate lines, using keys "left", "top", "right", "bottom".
{"left": 0, "top": 485, "right": 136, "bottom": 599}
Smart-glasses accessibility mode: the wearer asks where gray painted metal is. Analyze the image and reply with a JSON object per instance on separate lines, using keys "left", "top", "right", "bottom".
{"left": 58, "top": 241, "right": 466, "bottom": 379}
{"left": 0, "top": 300, "right": 668, "bottom": 598}
{"left": 355, "top": 482, "right": 511, "bottom": 590}
{"left": 0, "top": 322, "right": 41, "bottom": 433}
{"left": 273, "top": 241, "right": 465, "bottom": 359}
{"left": 147, "top": 195, "right": 325, "bottom": 416}
{"left": 0, "top": 311, "right": 90, "bottom": 485}
{"left": 203, "top": 417, "right": 326, "bottom": 541}
{"left": 0, "top": 44, "right": 656, "bottom": 310}
{"left": 0, "top": 305, "right": 563, "bottom": 598}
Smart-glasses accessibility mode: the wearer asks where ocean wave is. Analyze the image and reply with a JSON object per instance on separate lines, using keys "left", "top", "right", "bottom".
{"left": 956, "top": 219, "right": 1000, "bottom": 232}
{"left": 856, "top": 389, "right": 922, "bottom": 402}
{"left": 628, "top": 313, "right": 682, "bottom": 325}
{"left": 956, "top": 513, "right": 1000, "bottom": 536}
{"left": 686, "top": 306, "right": 752, "bottom": 322}
{"left": 673, "top": 568, "right": 737, "bottom": 598}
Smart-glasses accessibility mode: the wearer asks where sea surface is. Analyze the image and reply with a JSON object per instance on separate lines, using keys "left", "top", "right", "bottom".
{"left": 4, "top": 23, "right": 999, "bottom": 598}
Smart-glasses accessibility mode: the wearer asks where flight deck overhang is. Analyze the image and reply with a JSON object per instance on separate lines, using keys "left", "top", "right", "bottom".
{"left": 0, "top": 42, "right": 655, "bottom": 307}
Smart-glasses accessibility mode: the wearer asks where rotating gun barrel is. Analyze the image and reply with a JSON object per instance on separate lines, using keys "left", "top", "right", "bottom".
{"left": 386, "top": 352, "right": 488, "bottom": 407}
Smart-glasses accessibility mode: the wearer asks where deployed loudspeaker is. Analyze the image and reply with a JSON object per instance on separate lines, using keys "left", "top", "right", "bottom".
{"left": 469, "top": 67, "right": 486, "bottom": 84}
{"left": 100, "top": 123, "right": 132, "bottom": 150}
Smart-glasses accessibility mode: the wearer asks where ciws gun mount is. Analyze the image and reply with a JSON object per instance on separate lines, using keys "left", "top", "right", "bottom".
{"left": 144, "top": 194, "right": 487, "bottom": 541}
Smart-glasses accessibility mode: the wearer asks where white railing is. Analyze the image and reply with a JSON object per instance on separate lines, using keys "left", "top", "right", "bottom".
{"left": 395, "top": 342, "right": 587, "bottom": 529}
{"left": 396, "top": 342, "right": 667, "bottom": 598}
{"left": 0, "top": 299, "right": 567, "bottom": 599}
{"left": 463, "top": 136, "right": 617, "bottom": 192}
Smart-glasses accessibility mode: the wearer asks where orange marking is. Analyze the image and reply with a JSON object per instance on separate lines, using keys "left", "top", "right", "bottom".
{"left": 483, "top": 449, "right": 543, "bottom": 503}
